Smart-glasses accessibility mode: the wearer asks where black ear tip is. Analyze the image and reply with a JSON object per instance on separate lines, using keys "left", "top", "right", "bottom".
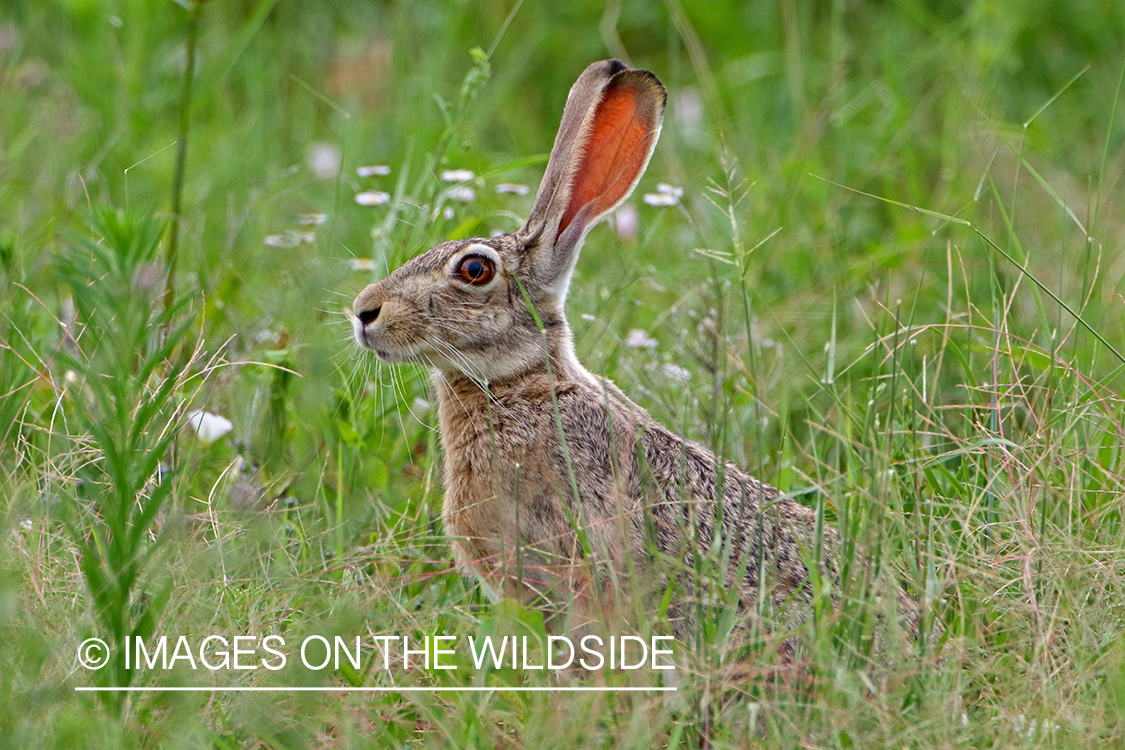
{"left": 605, "top": 59, "right": 628, "bottom": 76}
{"left": 631, "top": 69, "right": 667, "bottom": 99}
{"left": 607, "top": 67, "right": 668, "bottom": 108}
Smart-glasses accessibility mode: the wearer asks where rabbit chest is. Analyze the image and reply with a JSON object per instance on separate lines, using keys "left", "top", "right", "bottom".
{"left": 433, "top": 371, "right": 640, "bottom": 598}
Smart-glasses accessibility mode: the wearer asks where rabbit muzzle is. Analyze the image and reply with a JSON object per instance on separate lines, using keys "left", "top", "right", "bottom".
{"left": 352, "top": 283, "right": 419, "bottom": 363}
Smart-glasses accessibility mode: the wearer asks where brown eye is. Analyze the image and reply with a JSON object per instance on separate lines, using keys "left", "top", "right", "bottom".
{"left": 456, "top": 255, "right": 495, "bottom": 285}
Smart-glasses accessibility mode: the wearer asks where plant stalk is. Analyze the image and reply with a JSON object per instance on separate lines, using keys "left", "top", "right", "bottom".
{"left": 164, "top": 1, "right": 202, "bottom": 316}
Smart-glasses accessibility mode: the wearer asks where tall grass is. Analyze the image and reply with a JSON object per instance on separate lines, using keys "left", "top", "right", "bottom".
{"left": 2, "top": 0, "right": 1124, "bottom": 747}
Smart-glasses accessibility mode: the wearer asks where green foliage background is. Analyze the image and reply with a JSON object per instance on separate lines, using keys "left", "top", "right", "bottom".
{"left": 2, "top": 0, "right": 1125, "bottom": 747}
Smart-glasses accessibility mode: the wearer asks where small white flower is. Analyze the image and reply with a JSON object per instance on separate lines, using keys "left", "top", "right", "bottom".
{"left": 643, "top": 192, "right": 679, "bottom": 207}
{"left": 656, "top": 183, "right": 684, "bottom": 197}
{"left": 449, "top": 186, "right": 475, "bottom": 203}
{"left": 441, "top": 168, "right": 475, "bottom": 183}
{"left": 613, "top": 204, "right": 639, "bottom": 243}
{"left": 354, "top": 190, "right": 391, "bottom": 207}
{"left": 350, "top": 258, "right": 376, "bottom": 271}
{"left": 306, "top": 142, "right": 341, "bottom": 180}
{"left": 186, "top": 410, "right": 233, "bottom": 446}
{"left": 356, "top": 165, "right": 391, "bottom": 177}
{"left": 254, "top": 329, "right": 287, "bottom": 348}
{"left": 624, "top": 329, "right": 657, "bottom": 348}
{"left": 495, "top": 183, "right": 530, "bottom": 195}
{"left": 19, "top": 518, "right": 32, "bottom": 531}
{"left": 298, "top": 213, "right": 328, "bottom": 226}
{"left": 673, "top": 86, "right": 704, "bottom": 140}
{"left": 443, "top": 207, "right": 455, "bottom": 220}
{"left": 661, "top": 364, "right": 691, "bottom": 382}
{"left": 264, "top": 234, "right": 295, "bottom": 248}
{"left": 264, "top": 231, "right": 315, "bottom": 247}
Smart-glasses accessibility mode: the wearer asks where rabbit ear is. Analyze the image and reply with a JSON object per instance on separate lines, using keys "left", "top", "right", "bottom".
{"left": 522, "top": 60, "right": 665, "bottom": 299}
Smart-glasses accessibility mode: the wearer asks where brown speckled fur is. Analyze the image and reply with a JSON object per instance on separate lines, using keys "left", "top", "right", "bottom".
{"left": 352, "top": 60, "right": 841, "bottom": 636}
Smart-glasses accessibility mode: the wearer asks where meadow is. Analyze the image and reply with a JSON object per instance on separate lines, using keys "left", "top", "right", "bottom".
{"left": 2, "top": 0, "right": 1125, "bottom": 747}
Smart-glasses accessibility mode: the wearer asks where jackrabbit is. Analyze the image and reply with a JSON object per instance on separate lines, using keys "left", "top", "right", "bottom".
{"left": 352, "top": 60, "right": 842, "bottom": 635}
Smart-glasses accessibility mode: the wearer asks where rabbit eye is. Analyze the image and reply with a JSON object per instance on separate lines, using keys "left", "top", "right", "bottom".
{"left": 456, "top": 256, "right": 495, "bottom": 286}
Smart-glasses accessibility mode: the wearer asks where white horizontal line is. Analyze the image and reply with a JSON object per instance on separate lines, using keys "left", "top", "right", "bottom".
{"left": 75, "top": 685, "right": 675, "bottom": 693}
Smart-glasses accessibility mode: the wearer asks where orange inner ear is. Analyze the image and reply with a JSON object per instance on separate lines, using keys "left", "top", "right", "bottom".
{"left": 558, "top": 83, "right": 652, "bottom": 237}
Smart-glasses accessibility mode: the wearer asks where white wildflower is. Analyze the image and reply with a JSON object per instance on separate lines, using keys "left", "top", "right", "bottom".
{"left": 354, "top": 190, "right": 391, "bottom": 207}
{"left": 186, "top": 410, "right": 233, "bottom": 446}
{"left": 643, "top": 192, "right": 678, "bottom": 207}
{"left": 661, "top": 363, "right": 692, "bottom": 382}
{"left": 356, "top": 165, "right": 391, "bottom": 177}
{"left": 254, "top": 329, "right": 287, "bottom": 348}
{"left": 673, "top": 86, "right": 704, "bottom": 140}
{"left": 613, "top": 203, "right": 639, "bottom": 243}
{"left": 449, "top": 186, "right": 475, "bottom": 203}
{"left": 264, "top": 234, "right": 298, "bottom": 248}
{"left": 306, "top": 142, "right": 341, "bottom": 180}
{"left": 264, "top": 230, "right": 315, "bottom": 248}
{"left": 624, "top": 329, "right": 657, "bottom": 349}
{"left": 441, "top": 168, "right": 475, "bottom": 182}
{"left": 298, "top": 213, "right": 328, "bottom": 226}
{"left": 350, "top": 258, "right": 376, "bottom": 272}
{"left": 495, "top": 183, "right": 530, "bottom": 195}
{"left": 656, "top": 183, "right": 684, "bottom": 197}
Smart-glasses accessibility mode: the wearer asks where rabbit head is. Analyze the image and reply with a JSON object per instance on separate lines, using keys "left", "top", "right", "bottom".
{"left": 352, "top": 60, "right": 665, "bottom": 383}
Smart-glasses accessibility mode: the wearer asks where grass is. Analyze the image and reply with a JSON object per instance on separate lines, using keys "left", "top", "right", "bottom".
{"left": 3, "top": 0, "right": 1125, "bottom": 747}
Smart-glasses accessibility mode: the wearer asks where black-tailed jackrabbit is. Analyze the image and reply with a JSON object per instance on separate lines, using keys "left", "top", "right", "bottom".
{"left": 352, "top": 60, "right": 842, "bottom": 635}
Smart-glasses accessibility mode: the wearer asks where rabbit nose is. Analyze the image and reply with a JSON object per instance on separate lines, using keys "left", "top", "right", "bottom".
{"left": 357, "top": 306, "right": 381, "bottom": 326}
